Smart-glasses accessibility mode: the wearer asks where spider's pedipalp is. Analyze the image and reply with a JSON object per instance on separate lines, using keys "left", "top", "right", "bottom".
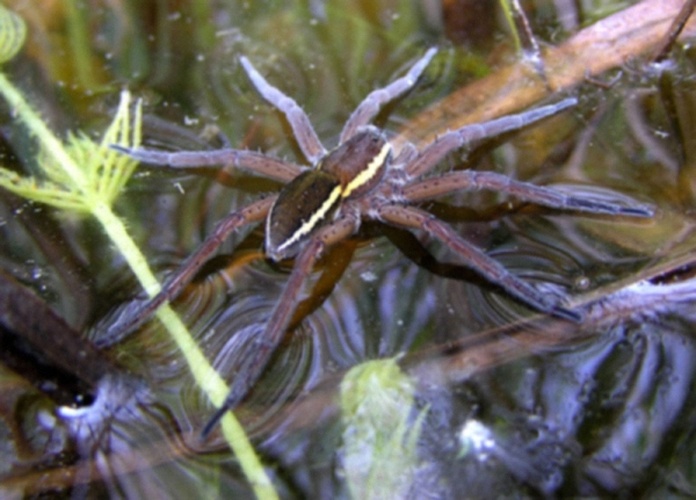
{"left": 377, "top": 204, "right": 582, "bottom": 322}
{"left": 392, "top": 142, "right": 419, "bottom": 167}
{"left": 405, "top": 97, "right": 578, "bottom": 178}
{"left": 403, "top": 170, "right": 655, "bottom": 217}
{"left": 111, "top": 144, "right": 304, "bottom": 182}
{"left": 340, "top": 47, "right": 438, "bottom": 142}
{"left": 240, "top": 56, "right": 327, "bottom": 164}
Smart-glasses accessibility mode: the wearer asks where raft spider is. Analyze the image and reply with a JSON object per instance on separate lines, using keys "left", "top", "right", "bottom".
{"left": 112, "top": 48, "right": 653, "bottom": 434}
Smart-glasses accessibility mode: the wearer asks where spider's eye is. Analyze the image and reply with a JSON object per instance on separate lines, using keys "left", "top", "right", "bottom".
{"left": 265, "top": 170, "right": 342, "bottom": 261}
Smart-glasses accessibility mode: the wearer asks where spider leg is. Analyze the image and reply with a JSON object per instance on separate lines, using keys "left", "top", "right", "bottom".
{"left": 405, "top": 98, "right": 577, "bottom": 178}
{"left": 202, "top": 213, "right": 359, "bottom": 437}
{"left": 240, "top": 57, "right": 327, "bottom": 164}
{"left": 102, "top": 197, "right": 276, "bottom": 344}
{"left": 403, "top": 170, "right": 655, "bottom": 217}
{"left": 339, "top": 48, "right": 438, "bottom": 142}
{"left": 111, "top": 145, "right": 304, "bottom": 183}
{"left": 377, "top": 204, "right": 582, "bottom": 322}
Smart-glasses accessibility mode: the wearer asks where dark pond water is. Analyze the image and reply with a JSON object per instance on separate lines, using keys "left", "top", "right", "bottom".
{"left": 2, "top": 0, "right": 696, "bottom": 498}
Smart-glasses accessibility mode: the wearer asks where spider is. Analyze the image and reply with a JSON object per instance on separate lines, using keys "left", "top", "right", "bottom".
{"left": 112, "top": 48, "right": 653, "bottom": 435}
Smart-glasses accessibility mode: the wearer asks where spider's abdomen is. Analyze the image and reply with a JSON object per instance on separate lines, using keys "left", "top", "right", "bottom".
{"left": 319, "top": 128, "right": 391, "bottom": 199}
{"left": 265, "top": 170, "right": 342, "bottom": 261}
{"left": 265, "top": 128, "right": 391, "bottom": 261}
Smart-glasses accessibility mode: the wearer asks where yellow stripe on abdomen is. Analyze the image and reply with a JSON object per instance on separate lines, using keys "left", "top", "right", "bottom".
{"left": 342, "top": 142, "right": 391, "bottom": 198}
{"left": 275, "top": 184, "right": 343, "bottom": 255}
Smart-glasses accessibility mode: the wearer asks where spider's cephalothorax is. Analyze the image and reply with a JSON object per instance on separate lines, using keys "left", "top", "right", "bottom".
{"left": 111, "top": 48, "right": 653, "bottom": 435}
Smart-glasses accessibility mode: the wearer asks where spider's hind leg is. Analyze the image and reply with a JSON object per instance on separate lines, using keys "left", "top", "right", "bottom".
{"left": 378, "top": 204, "right": 582, "bottom": 322}
{"left": 202, "top": 213, "right": 359, "bottom": 438}
{"left": 101, "top": 197, "right": 276, "bottom": 346}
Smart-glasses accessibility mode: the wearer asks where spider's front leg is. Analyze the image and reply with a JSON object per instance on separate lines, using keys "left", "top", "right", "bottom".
{"left": 377, "top": 204, "right": 582, "bottom": 322}
{"left": 102, "top": 196, "right": 276, "bottom": 345}
{"left": 339, "top": 47, "right": 438, "bottom": 142}
{"left": 110, "top": 145, "right": 304, "bottom": 183}
{"left": 202, "top": 213, "right": 359, "bottom": 437}
{"left": 240, "top": 57, "right": 327, "bottom": 164}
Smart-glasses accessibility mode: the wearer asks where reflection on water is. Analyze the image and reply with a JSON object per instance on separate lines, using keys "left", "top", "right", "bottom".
{"left": 400, "top": 275, "right": 696, "bottom": 496}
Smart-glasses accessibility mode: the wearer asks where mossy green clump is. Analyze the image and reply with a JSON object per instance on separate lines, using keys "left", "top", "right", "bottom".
{"left": 340, "top": 357, "right": 428, "bottom": 500}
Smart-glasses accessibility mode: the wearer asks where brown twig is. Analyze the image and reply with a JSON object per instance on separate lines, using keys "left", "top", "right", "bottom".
{"left": 397, "top": 0, "right": 696, "bottom": 149}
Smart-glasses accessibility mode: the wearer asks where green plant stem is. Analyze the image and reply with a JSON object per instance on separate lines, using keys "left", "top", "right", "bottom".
{"left": 0, "top": 72, "right": 277, "bottom": 500}
{"left": 65, "top": 0, "right": 102, "bottom": 90}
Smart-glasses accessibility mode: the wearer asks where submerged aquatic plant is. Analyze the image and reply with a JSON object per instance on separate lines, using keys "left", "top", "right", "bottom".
{"left": 0, "top": 3, "right": 25, "bottom": 64}
{"left": 0, "top": 6, "right": 277, "bottom": 499}
{"left": 0, "top": 89, "right": 142, "bottom": 212}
